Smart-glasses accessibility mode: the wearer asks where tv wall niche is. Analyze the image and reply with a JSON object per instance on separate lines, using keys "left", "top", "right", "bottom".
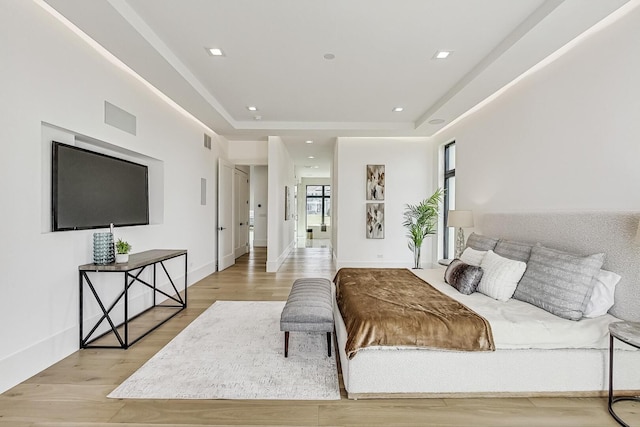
{"left": 52, "top": 141, "right": 149, "bottom": 231}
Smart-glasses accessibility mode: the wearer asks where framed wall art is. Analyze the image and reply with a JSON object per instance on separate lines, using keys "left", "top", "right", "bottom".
{"left": 366, "top": 164, "right": 385, "bottom": 201}
{"left": 366, "top": 203, "right": 384, "bottom": 239}
{"left": 284, "top": 185, "right": 292, "bottom": 220}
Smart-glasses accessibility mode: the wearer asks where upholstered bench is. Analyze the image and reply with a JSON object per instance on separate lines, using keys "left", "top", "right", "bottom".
{"left": 280, "top": 277, "right": 333, "bottom": 357}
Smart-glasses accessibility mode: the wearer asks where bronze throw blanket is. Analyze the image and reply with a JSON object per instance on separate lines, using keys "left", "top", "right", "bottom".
{"left": 335, "top": 268, "right": 495, "bottom": 359}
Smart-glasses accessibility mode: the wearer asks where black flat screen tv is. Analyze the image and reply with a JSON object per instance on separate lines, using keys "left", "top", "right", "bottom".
{"left": 52, "top": 141, "right": 149, "bottom": 231}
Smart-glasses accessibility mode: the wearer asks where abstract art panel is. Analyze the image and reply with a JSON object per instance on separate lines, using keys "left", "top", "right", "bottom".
{"left": 366, "top": 164, "right": 385, "bottom": 200}
{"left": 366, "top": 203, "right": 384, "bottom": 239}
{"left": 284, "top": 185, "right": 292, "bottom": 220}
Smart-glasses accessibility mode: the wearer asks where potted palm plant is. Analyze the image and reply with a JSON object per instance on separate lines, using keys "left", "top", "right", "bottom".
{"left": 115, "top": 239, "right": 132, "bottom": 263}
{"left": 402, "top": 188, "right": 444, "bottom": 269}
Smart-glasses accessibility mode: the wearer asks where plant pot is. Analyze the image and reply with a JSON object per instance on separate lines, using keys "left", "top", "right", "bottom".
{"left": 115, "top": 253, "right": 129, "bottom": 263}
{"left": 413, "top": 246, "right": 421, "bottom": 269}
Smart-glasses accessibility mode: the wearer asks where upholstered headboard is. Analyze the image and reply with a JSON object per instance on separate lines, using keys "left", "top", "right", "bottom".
{"left": 478, "top": 212, "right": 640, "bottom": 321}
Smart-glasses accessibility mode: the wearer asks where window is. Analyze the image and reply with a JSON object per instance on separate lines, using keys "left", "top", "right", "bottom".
{"left": 443, "top": 142, "right": 456, "bottom": 259}
{"left": 306, "top": 185, "right": 330, "bottom": 227}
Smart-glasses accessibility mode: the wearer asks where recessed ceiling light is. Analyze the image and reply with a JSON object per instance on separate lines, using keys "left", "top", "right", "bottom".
{"left": 429, "top": 118, "right": 445, "bottom": 125}
{"left": 207, "top": 48, "right": 224, "bottom": 56}
{"left": 254, "top": 115, "right": 262, "bottom": 121}
{"left": 247, "top": 106, "right": 258, "bottom": 111}
{"left": 323, "top": 53, "right": 335, "bottom": 60}
{"left": 313, "top": 166, "right": 319, "bottom": 169}
{"left": 308, "top": 156, "right": 315, "bottom": 159}
{"left": 434, "top": 50, "right": 452, "bottom": 59}
{"left": 305, "top": 140, "right": 313, "bottom": 144}
{"left": 392, "top": 107, "right": 404, "bottom": 112}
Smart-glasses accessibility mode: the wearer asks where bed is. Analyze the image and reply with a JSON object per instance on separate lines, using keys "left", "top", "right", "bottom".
{"left": 333, "top": 212, "right": 640, "bottom": 399}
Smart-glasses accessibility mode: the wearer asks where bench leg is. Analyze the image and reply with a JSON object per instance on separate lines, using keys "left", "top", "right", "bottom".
{"left": 327, "top": 332, "right": 331, "bottom": 357}
{"left": 284, "top": 331, "right": 289, "bottom": 357}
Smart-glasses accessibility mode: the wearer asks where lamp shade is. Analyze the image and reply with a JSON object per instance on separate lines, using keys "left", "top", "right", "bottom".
{"left": 447, "top": 210, "right": 474, "bottom": 228}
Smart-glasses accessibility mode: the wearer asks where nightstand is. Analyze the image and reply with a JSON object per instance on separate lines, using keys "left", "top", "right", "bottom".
{"left": 608, "top": 321, "right": 640, "bottom": 427}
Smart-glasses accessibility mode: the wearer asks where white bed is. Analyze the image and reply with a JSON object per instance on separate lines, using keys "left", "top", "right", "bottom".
{"left": 334, "top": 212, "right": 640, "bottom": 399}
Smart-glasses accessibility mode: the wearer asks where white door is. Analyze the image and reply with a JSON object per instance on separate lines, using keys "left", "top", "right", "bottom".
{"left": 217, "top": 158, "right": 235, "bottom": 271}
{"left": 234, "top": 169, "right": 250, "bottom": 258}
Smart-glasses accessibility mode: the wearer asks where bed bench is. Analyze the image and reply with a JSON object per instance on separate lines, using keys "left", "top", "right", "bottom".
{"left": 280, "top": 277, "right": 333, "bottom": 357}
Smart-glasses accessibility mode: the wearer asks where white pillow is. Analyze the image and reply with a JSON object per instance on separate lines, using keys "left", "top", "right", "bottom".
{"left": 460, "top": 247, "right": 487, "bottom": 267}
{"left": 583, "top": 269, "right": 621, "bottom": 318}
{"left": 477, "top": 250, "right": 527, "bottom": 301}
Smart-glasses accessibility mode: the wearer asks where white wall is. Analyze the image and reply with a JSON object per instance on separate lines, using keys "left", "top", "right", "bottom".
{"left": 252, "top": 165, "right": 269, "bottom": 247}
{"left": 228, "top": 140, "right": 268, "bottom": 165}
{"left": 0, "top": 1, "right": 218, "bottom": 393}
{"left": 432, "top": 4, "right": 640, "bottom": 217}
{"left": 266, "top": 137, "right": 296, "bottom": 271}
{"left": 335, "top": 138, "right": 437, "bottom": 268}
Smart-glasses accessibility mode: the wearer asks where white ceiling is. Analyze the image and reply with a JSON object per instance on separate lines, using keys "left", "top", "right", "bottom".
{"left": 43, "top": 0, "right": 630, "bottom": 177}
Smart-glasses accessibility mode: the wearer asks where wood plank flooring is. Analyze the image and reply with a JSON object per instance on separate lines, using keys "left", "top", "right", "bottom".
{"left": 1, "top": 245, "right": 639, "bottom": 426}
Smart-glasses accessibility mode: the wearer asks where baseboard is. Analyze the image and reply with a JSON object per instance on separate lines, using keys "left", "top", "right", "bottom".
{"left": 335, "top": 260, "right": 438, "bottom": 270}
{"left": 0, "top": 261, "right": 216, "bottom": 394}
{"left": 253, "top": 238, "right": 267, "bottom": 247}
{"left": 0, "top": 325, "right": 77, "bottom": 394}
{"left": 335, "top": 260, "right": 410, "bottom": 269}
{"left": 266, "top": 240, "right": 295, "bottom": 272}
{"left": 190, "top": 261, "right": 216, "bottom": 284}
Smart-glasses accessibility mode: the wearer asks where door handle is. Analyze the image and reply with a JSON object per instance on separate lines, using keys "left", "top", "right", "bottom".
{"left": 218, "top": 226, "right": 226, "bottom": 231}
{"left": 240, "top": 222, "right": 243, "bottom": 226}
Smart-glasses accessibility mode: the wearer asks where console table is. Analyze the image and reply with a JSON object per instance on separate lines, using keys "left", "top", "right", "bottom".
{"left": 79, "top": 249, "right": 187, "bottom": 349}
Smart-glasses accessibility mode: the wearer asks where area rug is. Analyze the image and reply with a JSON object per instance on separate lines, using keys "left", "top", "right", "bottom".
{"left": 108, "top": 301, "right": 340, "bottom": 400}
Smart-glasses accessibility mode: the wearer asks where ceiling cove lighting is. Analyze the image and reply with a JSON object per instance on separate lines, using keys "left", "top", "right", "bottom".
{"left": 247, "top": 106, "right": 258, "bottom": 111}
{"left": 207, "top": 48, "right": 224, "bottom": 56}
{"left": 434, "top": 50, "right": 452, "bottom": 59}
{"left": 34, "top": 0, "right": 216, "bottom": 136}
{"left": 392, "top": 107, "right": 404, "bottom": 112}
{"left": 432, "top": 1, "right": 638, "bottom": 140}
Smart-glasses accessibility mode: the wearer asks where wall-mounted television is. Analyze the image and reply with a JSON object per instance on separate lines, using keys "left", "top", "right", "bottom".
{"left": 52, "top": 141, "right": 149, "bottom": 231}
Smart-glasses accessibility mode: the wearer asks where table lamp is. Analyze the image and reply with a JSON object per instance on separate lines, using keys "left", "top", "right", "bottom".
{"left": 447, "top": 210, "right": 474, "bottom": 258}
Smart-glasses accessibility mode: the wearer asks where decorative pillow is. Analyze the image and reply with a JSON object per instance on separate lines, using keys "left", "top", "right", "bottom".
{"left": 583, "top": 269, "right": 621, "bottom": 318}
{"left": 460, "top": 247, "right": 487, "bottom": 267}
{"left": 477, "top": 250, "right": 527, "bottom": 301}
{"left": 494, "top": 239, "right": 533, "bottom": 263}
{"left": 444, "top": 259, "right": 484, "bottom": 295}
{"left": 513, "top": 245, "right": 605, "bottom": 321}
{"left": 465, "top": 233, "right": 499, "bottom": 251}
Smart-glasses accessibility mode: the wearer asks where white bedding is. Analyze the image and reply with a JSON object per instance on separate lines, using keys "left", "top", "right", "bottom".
{"left": 406, "top": 268, "right": 622, "bottom": 350}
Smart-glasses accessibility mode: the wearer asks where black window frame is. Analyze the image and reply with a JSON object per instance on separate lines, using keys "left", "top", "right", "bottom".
{"left": 443, "top": 141, "right": 455, "bottom": 258}
{"left": 306, "top": 185, "right": 331, "bottom": 226}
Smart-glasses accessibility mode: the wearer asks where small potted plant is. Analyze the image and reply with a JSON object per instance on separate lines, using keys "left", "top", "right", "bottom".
{"left": 115, "top": 239, "right": 132, "bottom": 263}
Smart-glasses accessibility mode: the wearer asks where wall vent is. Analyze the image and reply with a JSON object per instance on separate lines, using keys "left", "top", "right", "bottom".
{"left": 204, "top": 133, "right": 212, "bottom": 150}
{"left": 104, "top": 101, "right": 136, "bottom": 135}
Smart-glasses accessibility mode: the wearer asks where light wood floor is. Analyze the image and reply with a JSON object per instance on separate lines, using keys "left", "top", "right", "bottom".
{"left": 1, "top": 246, "right": 639, "bottom": 426}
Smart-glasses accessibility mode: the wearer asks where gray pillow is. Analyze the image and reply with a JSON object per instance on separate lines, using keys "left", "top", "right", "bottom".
{"left": 494, "top": 239, "right": 533, "bottom": 263}
{"left": 465, "top": 233, "right": 499, "bottom": 251}
{"left": 444, "top": 259, "right": 484, "bottom": 295}
{"left": 513, "top": 245, "right": 605, "bottom": 320}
